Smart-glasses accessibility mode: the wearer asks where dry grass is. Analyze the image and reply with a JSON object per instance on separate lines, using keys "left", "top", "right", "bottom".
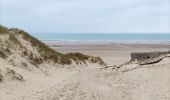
{"left": 6, "top": 68, "right": 25, "bottom": 81}
{"left": 0, "top": 50, "right": 7, "bottom": 58}
{"left": 0, "top": 72, "right": 3, "bottom": 82}
{"left": 15, "top": 29, "right": 96, "bottom": 65}
{"left": 0, "top": 25, "right": 8, "bottom": 34}
{"left": 9, "top": 34, "right": 22, "bottom": 47}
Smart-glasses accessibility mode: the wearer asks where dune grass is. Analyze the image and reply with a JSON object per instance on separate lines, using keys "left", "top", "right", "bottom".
{"left": 0, "top": 25, "right": 8, "bottom": 34}
{"left": 16, "top": 29, "right": 93, "bottom": 65}
{"left": 0, "top": 50, "right": 6, "bottom": 58}
{"left": 0, "top": 73, "right": 3, "bottom": 82}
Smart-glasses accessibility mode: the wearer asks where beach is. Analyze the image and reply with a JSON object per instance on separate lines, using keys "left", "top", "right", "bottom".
{"left": 48, "top": 41, "right": 170, "bottom": 66}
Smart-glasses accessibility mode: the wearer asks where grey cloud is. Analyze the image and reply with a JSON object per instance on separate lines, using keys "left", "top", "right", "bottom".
{"left": 0, "top": 0, "right": 170, "bottom": 33}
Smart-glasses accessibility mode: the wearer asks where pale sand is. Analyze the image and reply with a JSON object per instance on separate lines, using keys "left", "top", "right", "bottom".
{"left": 1, "top": 42, "right": 170, "bottom": 100}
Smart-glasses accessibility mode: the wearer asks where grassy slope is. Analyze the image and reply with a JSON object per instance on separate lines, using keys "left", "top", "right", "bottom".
{"left": 0, "top": 25, "right": 106, "bottom": 66}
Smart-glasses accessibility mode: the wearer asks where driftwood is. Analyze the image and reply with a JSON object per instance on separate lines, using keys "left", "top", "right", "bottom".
{"left": 131, "top": 50, "right": 170, "bottom": 65}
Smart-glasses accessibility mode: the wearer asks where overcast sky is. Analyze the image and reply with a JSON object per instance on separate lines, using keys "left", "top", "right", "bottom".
{"left": 0, "top": 0, "right": 170, "bottom": 33}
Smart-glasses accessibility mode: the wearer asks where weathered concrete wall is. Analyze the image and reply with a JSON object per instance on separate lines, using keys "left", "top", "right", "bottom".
{"left": 131, "top": 51, "right": 170, "bottom": 64}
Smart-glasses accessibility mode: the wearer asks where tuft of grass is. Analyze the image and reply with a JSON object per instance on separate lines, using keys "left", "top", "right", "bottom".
{"left": 58, "top": 55, "right": 72, "bottom": 65}
{"left": 6, "top": 68, "right": 24, "bottom": 81}
{"left": 0, "top": 25, "right": 22, "bottom": 48}
{"left": 0, "top": 25, "right": 8, "bottom": 34}
{"left": 0, "top": 50, "right": 7, "bottom": 58}
{"left": 17, "top": 30, "right": 63, "bottom": 62}
{"left": 5, "top": 48, "right": 11, "bottom": 54}
{"left": 90, "top": 57, "right": 106, "bottom": 65}
{"left": 65, "top": 53, "right": 89, "bottom": 64}
{"left": 9, "top": 34, "right": 22, "bottom": 47}
{"left": 65, "top": 53, "right": 89, "bottom": 60}
{"left": 0, "top": 73, "right": 3, "bottom": 82}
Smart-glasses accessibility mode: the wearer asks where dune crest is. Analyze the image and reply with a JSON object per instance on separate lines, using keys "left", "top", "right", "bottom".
{"left": 0, "top": 25, "right": 106, "bottom": 81}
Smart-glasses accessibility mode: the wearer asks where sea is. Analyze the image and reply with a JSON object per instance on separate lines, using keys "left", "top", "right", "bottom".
{"left": 30, "top": 33, "right": 170, "bottom": 43}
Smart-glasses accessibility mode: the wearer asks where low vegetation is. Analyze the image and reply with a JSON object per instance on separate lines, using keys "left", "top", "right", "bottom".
{"left": 6, "top": 68, "right": 24, "bottom": 81}
{"left": 0, "top": 72, "right": 3, "bottom": 82}
{"left": 0, "top": 25, "right": 8, "bottom": 34}
{"left": 90, "top": 57, "right": 105, "bottom": 65}
{"left": 0, "top": 50, "right": 7, "bottom": 58}
{"left": 65, "top": 53, "right": 89, "bottom": 61}
{"left": 9, "top": 33, "right": 22, "bottom": 47}
{"left": 15, "top": 29, "right": 105, "bottom": 65}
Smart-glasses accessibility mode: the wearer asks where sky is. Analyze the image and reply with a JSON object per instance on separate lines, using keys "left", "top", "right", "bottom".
{"left": 0, "top": 0, "right": 170, "bottom": 33}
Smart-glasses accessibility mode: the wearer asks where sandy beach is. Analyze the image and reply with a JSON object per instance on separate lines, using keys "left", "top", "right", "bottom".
{"left": 49, "top": 41, "right": 170, "bottom": 66}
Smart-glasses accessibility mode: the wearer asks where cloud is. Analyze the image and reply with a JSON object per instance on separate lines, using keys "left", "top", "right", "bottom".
{"left": 0, "top": 0, "right": 170, "bottom": 33}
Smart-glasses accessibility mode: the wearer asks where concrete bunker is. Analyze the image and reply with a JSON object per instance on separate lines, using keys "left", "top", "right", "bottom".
{"left": 130, "top": 50, "right": 170, "bottom": 65}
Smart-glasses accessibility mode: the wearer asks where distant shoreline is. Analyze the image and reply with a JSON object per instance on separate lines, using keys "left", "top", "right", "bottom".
{"left": 42, "top": 40, "right": 170, "bottom": 49}
{"left": 42, "top": 40, "right": 170, "bottom": 46}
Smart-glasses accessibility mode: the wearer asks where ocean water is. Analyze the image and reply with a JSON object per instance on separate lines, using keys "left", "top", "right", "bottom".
{"left": 31, "top": 33, "right": 170, "bottom": 42}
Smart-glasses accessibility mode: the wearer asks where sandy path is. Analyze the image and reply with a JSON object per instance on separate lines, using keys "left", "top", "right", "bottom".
{"left": 17, "top": 68, "right": 127, "bottom": 100}
{"left": 17, "top": 60, "right": 170, "bottom": 100}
